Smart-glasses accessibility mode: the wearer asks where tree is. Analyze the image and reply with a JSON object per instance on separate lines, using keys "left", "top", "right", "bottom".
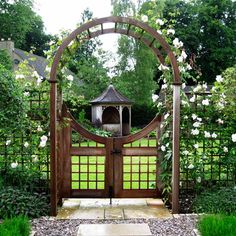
{"left": 111, "top": 0, "right": 161, "bottom": 106}
{"left": 163, "top": 0, "right": 236, "bottom": 83}
{"left": 0, "top": 0, "right": 51, "bottom": 56}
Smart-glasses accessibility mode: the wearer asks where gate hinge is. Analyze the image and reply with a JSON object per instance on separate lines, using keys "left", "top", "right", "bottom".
{"left": 111, "top": 149, "right": 121, "bottom": 154}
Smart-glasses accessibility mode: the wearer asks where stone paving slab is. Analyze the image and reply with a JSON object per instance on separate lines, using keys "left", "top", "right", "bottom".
{"left": 70, "top": 208, "right": 105, "bottom": 219}
{"left": 124, "top": 206, "right": 172, "bottom": 219}
{"left": 77, "top": 224, "right": 152, "bottom": 236}
{"left": 57, "top": 198, "right": 171, "bottom": 220}
{"left": 105, "top": 207, "right": 124, "bottom": 219}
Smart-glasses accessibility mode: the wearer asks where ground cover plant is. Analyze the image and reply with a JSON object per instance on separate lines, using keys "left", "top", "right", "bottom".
{"left": 198, "top": 215, "right": 236, "bottom": 236}
{"left": 192, "top": 186, "right": 236, "bottom": 215}
{"left": 0, "top": 216, "right": 30, "bottom": 236}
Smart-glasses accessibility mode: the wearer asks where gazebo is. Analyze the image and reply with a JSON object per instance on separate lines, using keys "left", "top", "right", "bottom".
{"left": 90, "top": 84, "right": 132, "bottom": 136}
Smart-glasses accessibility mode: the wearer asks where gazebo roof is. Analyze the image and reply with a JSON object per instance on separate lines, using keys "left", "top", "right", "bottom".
{"left": 90, "top": 84, "right": 132, "bottom": 105}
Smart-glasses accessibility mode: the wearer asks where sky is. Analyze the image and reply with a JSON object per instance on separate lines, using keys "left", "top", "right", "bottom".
{"left": 34, "top": 0, "right": 118, "bottom": 52}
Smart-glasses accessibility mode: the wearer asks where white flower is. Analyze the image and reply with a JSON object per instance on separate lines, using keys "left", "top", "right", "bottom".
{"left": 157, "top": 102, "right": 162, "bottom": 107}
{"left": 188, "top": 164, "right": 194, "bottom": 169}
{"left": 157, "top": 30, "right": 162, "bottom": 35}
{"left": 182, "top": 83, "right": 186, "bottom": 89}
{"left": 156, "top": 18, "right": 164, "bottom": 25}
{"left": 232, "top": 134, "right": 236, "bottom": 142}
{"left": 197, "top": 117, "right": 202, "bottom": 122}
{"left": 24, "top": 142, "right": 29, "bottom": 148}
{"left": 193, "top": 85, "right": 202, "bottom": 93}
{"left": 141, "top": 15, "right": 148, "bottom": 22}
{"left": 16, "top": 74, "right": 25, "bottom": 79}
{"left": 196, "top": 177, "right": 201, "bottom": 183}
{"left": 164, "top": 113, "right": 170, "bottom": 120}
{"left": 218, "top": 102, "right": 225, "bottom": 108}
{"left": 6, "top": 140, "right": 11, "bottom": 145}
{"left": 32, "top": 155, "right": 38, "bottom": 162}
{"left": 11, "top": 162, "right": 18, "bottom": 168}
{"left": 190, "top": 96, "right": 196, "bottom": 103}
{"left": 152, "top": 94, "right": 159, "bottom": 102}
{"left": 221, "top": 93, "right": 226, "bottom": 99}
{"left": 217, "top": 119, "right": 224, "bottom": 124}
{"left": 223, "top": 147, "right": 228, "bottom": 153}
{"left": 211, "top": 133, "right": 217, "bottom": 139}
{"left": 193, "top": 122, "right": 202, "bottom": 128}
{"left": 204, "top": 131, "right": 211, "bottom": 138}
{"left": 162, "top": 83, "right": 168, "bottom": 89}
{"left": 191, "top": 129, "right": 199, "bottom": 135}
{"left": 37, "top": 126, "right": 43, "bottom": 132}
{"left": 181, "top": 51, "right": 187, "bottom": 60}
{"left": 45, "top": 66, "right": 51, "bottom": 72}
{"left": 202, "top": 83, "right": 208, "bottom": 89}
{"left": 186, "top": 64, "right": 192, "bottom": 70}
{"left": 49, "top": 40, "right": 55, "bottom": 46}
{"left": 32, "top": 71, "right": 40, "bottom": 78}
{"left": 158, "top": 64, "right": 169, "bottom": 71}
{"left": 173, "top": 38, "right": 183, "bottom": 48}
{"left": 181, "top": 100, "right": 188, "bottom": 106}
{"left": 193, "top": 144, "right": 199, "bottom": 149}
{"left": 67, "top": 75, "right": 74, "bottom": 81}
{"left": 36, "top": 76, "right": 43, "bottom": 85}
{"left": 177, "top": 56, "right": 184, "bottom": 63}
{"left": 161, "top": 145, "right": 166, "bottom": 152}
{"left": 39, "top": 141, "right": 47, "bottom": 148}
{"left": 202, "top": 99, "right": 210, "bottom": 106}
{"left": 23, "top": 92, "right": 30, "bottom": 97}
{"left": 216, "top": 75, "right": 224, "bottom": 83}
{"left": 179, "top": 66, "right": 186, "bottom": 73}
{"left": 167, "top": 29, "right": 175, "bottom": 35}
{"left": 41, "top": 135, "right": 48, "bottom": 142}
{"left": 192, "top": 114, "right": 198, "bottom": 120}
{"left": 183, "top": 150, "right": 189, "bottom": 155}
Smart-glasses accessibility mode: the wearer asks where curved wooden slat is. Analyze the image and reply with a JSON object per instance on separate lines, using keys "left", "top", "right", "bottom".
{"left": 62, "top": 104, "right": 107, "bottom": 144}
{"left": 121, "top": 115, "right": 162, "bottom": 144}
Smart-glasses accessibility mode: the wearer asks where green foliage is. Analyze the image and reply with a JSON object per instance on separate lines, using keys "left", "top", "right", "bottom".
{"left": 198, "top": 215, "right": 236, "bottom": 236}
{"left": 0, "top": 186, "right": 49, "bottom": 219}
{"left": 0, "top": 49, "right": 12, "bottom": 70}
{"left": 0, "top": 64, "right": 27, "bottom": 136}
{"left": 193, "top": 187, "right": 236, "bottom": 215}
{"left": 0, "top": 216, "right": 31, "bottom": 236}
{"left": 163, "top": 0, "right": 236, "bottom": 83}
{"left": 0, "top": 0, "right": 51, "bottom": 55}
{"left": 0, "top": 167, "right": 48, "bottom": 193}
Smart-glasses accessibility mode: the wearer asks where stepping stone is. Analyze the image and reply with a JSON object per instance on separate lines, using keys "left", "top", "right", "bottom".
{"left": 77, "top": 224, "right": 152, "bottom": 236}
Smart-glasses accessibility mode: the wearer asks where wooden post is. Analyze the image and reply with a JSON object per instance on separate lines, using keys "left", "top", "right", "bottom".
{"left": 172, "top": 84, "right": 181, "bottom": 214}
{"left": 49, "top": 81, "right": 58, "bottom": 216}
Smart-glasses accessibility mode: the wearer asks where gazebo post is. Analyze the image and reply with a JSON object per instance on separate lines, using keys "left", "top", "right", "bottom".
{"left": 120, "top": 106, "right": 123, "bottom": 136}
{"left": 172, "top": 84, "right": 181, "bottom": 214}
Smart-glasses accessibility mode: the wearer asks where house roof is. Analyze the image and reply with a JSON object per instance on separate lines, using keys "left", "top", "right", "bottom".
{"left": 91, "top": 84, "right": 132, "bottom": 105}
{"left": 14, "top": 48, "right": 48, "bottom": 78}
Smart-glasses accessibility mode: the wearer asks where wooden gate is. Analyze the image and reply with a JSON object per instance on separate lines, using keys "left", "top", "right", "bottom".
{"left": 59, "top": 104, "right": 162, "bottom": 199}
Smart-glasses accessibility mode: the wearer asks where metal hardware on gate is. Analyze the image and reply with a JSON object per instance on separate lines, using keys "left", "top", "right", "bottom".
{"left": 111, "top": 149, "right": 121, "bottom": 155}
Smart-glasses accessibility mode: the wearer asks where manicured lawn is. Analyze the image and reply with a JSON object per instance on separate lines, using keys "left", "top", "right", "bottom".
{"left": 198, "top": 215, "right": 236, "bottom": 236}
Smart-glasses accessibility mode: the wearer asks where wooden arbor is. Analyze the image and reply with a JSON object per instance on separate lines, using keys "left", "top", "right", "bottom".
{"left": 49, "top": 16, "right": 181, "bottom": 215}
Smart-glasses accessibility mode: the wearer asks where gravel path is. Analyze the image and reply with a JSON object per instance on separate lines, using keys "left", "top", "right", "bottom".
{"left": 32, "top": 215, "right": 198, "bottom": 236}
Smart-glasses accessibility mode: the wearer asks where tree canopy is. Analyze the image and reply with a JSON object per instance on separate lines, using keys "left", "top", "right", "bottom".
{"left": 163, "top": 0, "right": 236, "bottom": 83}
{"left": 0, "top": 0, "right": 52, "bottom": 56}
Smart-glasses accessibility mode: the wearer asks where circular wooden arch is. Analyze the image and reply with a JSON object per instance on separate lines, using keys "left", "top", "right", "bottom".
{"left": 49, "top": 16, "right": 181, "bottom": 215}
